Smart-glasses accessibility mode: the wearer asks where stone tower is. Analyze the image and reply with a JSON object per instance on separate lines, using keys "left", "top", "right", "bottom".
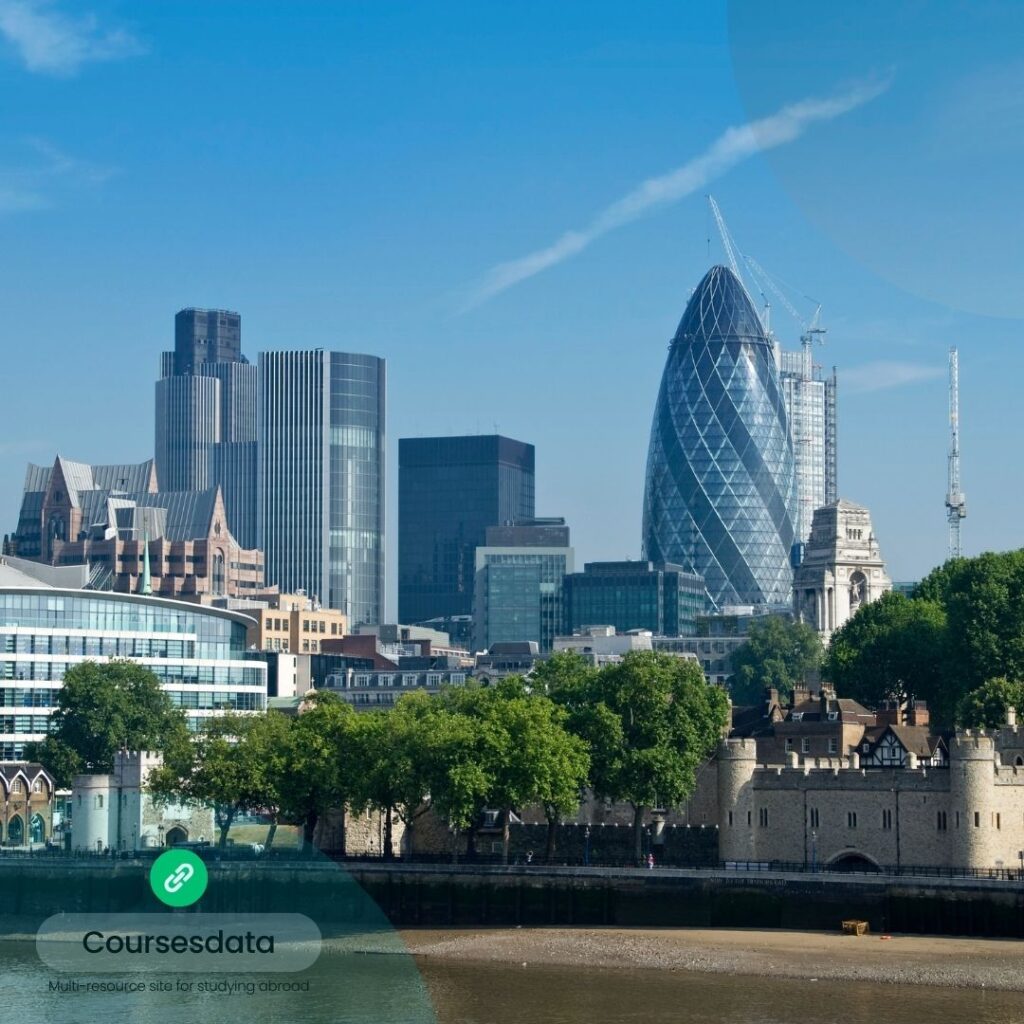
{"left": 716, "top": 738, "right": 758, "bottom": 862}
{"left": 792, "top": 499, "right": 891, "bottom": 642}
{"left": 950, "top": 731, "right": 997, "bottom": 870}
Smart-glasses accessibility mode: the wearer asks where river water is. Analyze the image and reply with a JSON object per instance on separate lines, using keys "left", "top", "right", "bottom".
{"left": 3, "top": 940, "right": 1023, "bottom": 1023}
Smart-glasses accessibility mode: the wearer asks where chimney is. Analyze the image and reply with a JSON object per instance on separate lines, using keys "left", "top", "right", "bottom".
{"left": 907, "top": 752, "right": 919, "bottom": 769}
{"left": 906, "top": 700, "right": 930, "bottom": 727}
{"left": 1007, "top": 706, "right": 1018, "bottom": 728}
{"left": 791, "top": 686, "right": 810, "bottom": 707}
{"left": 876, "top": 700, "right": 901, "bottom": 727}
{"left": 765, "top": 687, "right": 779, "bottom": 707}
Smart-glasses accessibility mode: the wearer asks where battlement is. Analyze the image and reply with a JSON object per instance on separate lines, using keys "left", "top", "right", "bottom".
{"left": 719, "top": 738, "right": 757, "bottom": 760}
{"left": 951, "top": 731, "right": 997, "bottom": 760}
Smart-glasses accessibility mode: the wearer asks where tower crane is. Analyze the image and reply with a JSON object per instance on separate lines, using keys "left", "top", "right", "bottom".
{"left": 706, "top": 195, "right": 746, "bottom": 288}
{"left": 945, "top": 346, "right": 966, "bottom": 558}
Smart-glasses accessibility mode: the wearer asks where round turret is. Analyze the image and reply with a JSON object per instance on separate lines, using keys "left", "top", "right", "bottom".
{"left": 717, "top": 739, "right": 757, "bottom": 862}
{"left": 950, "top": 731, "right": 997, "bottom": 869}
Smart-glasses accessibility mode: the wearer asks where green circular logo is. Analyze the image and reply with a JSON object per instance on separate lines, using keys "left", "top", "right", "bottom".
{"left": 149, "top": 849, "right": 209, "bottom": 908}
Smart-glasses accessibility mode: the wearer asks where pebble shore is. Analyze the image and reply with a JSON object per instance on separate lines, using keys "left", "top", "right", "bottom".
{"left": 401, "top": 926, "right": 1024, "bottom": 991}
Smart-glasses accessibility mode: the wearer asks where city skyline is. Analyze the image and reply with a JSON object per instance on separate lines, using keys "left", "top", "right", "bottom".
{"left": 2, "top": 3, "right": 1021, "bottom": 613}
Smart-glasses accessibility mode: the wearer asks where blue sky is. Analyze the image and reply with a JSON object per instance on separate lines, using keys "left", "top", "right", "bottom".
{"left": 1, "top": 1, "right": 1020, "bottom": 614}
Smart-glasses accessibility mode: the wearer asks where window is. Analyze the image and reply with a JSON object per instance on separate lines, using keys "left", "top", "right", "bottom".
{"left": 747, "top": 810, "right": 752, "bottom": 827}
{"left": 801, "top": 738, "right": 810, "bottom": 754}
{"left": 862, "top": 742, "right": 870, "bottom": 753}
{"left": 955, "top": 811, "right": 960, "bottom": 829}
{"left": 847, "top": 811, "right": 857, "bottom": 828}
{"left": 96, "top": 795, "right": 104, "bottom": 809}
{"left": 11, "top": 779, "right": 22, "bottom": 794}
{"left": 727, "top": 811, "right": 734, "bottom": 826}
{"left": 882, "top": 809, "right": 893, "bottom": 830}
{"left": 809, "top": 808, "right": 819, "bottom": 828}
{"left": 784, "top": 738, "right": 794, "bottom": 753}
{"left": 937, "top": 811, "right": 947, "bottom": 831}
{"left": 974, "top": 811, "right": 980, "bottom": 828}
{"left": 758, "top": 807, "right": 769, "bottom": 828}
{"left": 828, "top": 738, "right": 838, "bottom": 754}
{"left": 33, "top": 779, "right": 42, "bottom": 793}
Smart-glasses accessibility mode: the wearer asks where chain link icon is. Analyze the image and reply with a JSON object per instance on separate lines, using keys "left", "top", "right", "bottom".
{"left": 151, "top": 850, "right": 207, "bottom": 906}
{"left": 163, "top": 862, "right": 196, "bottom": 894}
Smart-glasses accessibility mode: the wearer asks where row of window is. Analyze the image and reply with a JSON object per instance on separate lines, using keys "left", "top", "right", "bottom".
{"left": 735, "top": 808, "right": 1009, "bottom": 832}
{"left": 2, "top": 778, "right": 45, "bottom": 794}
{"left": 1, "top": 662, "right": 264, "bottom": 686}
{"left": 785, "top": 737, "right": 840, "bottom": 755}
{"left": 2, "top": 634, "right": 193, "bottom": 659}
{"left": 0, "top": 716, "right": 51, "bottom": 734}
{"left": 166, "top": 691, "right": 264, "bottom": 711}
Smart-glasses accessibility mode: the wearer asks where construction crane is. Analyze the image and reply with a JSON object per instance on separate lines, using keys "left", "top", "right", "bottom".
{"left": 945, "top": 346, "right": 966, "bottom": 558}
{"left": 706, "top": 195, "right": 744, "bottom": 284}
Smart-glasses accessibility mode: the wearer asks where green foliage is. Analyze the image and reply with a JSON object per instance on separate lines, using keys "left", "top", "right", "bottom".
{"left": 274, "top": 693, "right": 357, "bottom": 850}
{"left": 149, "top": 711, "right": 291, "bottom": 847}
{"left": 824, "top": 591, "right": 947, "bottom": 713}
{"left": 956, "top": 677, "right": 1024, "bottom": 729}
{"left": 826, "top": 551, "right": 1024, "bottom": 725}
{"left": 568, "top": 650, "right": 730, "bottom": 859}
{"left": 728, "top": 616, "right": 824, "bottom": 704}
{"left": 28, "top": 660, "right": 188, "bottom": 785}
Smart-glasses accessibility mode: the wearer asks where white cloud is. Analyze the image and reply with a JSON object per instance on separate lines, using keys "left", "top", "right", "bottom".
{"left": 0, "top": 0, "right": 143, "bottom": 75}
{"left": 0, "top": 137, "right": 115, "bottom": 216}
{"left": 843, "top": 361, "right": 945, "bottom": 394}
{"left": 460, "top": 76, "right": 891, "bottom": 312}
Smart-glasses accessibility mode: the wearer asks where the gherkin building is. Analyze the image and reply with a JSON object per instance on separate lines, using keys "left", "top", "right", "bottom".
{"left": 642, "top": 265, "right": 797, "bottom": 609}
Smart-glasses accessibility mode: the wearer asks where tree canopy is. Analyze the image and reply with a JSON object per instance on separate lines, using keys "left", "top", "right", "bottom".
{"left": 824, "top": 550, "right": 1024, "bottom": 725}
{"left": 824, "top": 591, "right": 947, "bottom": 713}
{"left": 29, "top": 660, "right": 188, "bottom": 785}
{"left": 728, "top": 616, "right": 823, "bottom": 704}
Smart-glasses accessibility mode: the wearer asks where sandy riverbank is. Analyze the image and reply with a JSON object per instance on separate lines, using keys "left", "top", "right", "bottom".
{"left": 401, "top": 926, "right": 1024, "bottom": 990}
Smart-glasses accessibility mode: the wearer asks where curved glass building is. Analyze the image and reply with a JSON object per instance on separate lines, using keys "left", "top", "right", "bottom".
{"left": 642, "top": 266, "right": 797, "bottom": 609}
{"left": 0, "top": 588, "right": 266, "bottom": 760}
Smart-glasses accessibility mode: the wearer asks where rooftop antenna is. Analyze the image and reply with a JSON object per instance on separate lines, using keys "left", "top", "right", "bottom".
{"left": 945, "top": 346, "right": 966, "bottom": 558}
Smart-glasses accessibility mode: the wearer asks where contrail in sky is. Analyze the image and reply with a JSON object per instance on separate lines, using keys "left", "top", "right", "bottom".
{"left": 460, "top": 76, "right": 891, "bottom": 311}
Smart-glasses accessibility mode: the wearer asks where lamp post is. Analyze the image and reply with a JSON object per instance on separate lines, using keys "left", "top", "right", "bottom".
{"left": 584, "top": 824, "right": 591, "bottom": 867}
{"left": 157, "top": 824, "right": 165, "bottom": 848}
{"left": 811, "top": 829, "right": 818, "bottom": 872}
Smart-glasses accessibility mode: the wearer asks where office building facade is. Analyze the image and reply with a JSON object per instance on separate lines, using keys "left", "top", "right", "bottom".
{"left": 0, "top": 588, "right": 266, "bottom": 760}
{"left": 473, "top": 519, "right": 573, "bottom": 652}
{"left": 642, "top": 265, "right": 798, "bottom": 610}
{"left": 155, "top": 308, "right": 258, "bottom": 547}
{"left": 779, "top": 346, "right": 838, "bottom": 553}
{"left": 398, "top": 435, "right": 534, "bottom": 625}
{"left": 258, "top": 350, "right": 385, "bottom": 626}
{"left": 563, "top": 560, "right": 707, "bottom": 638}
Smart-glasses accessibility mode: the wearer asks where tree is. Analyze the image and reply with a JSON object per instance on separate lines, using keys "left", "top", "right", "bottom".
{"left": 920, "top": 551, "right": 1024, "bottom": 695}
{"left": 149, "top": 712, "right": 288, "bottom": 848}
{"left": 274, "top": 692, "right": 357, "bottom": 852}
{"left": 581, "top": 651, "right": 730, "bottom": 861}
{"left": 416, "top": 697, "right": 493, "bottom": 863}
{"left": 956, "top": 677, "right": 1024, "bottom": 729}
{"left": 346, "top": 698, "right": 435, "bottom": 860}
{"left": 728, "top": 616, "right": 824, "bottom": 704}
{"left": 29, "top": 660, "right": 188, "bottom": 786}
{"left": 824, "top": 592, "right": 948, "bottom": 715}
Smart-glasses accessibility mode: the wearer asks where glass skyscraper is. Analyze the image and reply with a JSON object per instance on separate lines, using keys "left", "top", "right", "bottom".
{"left": 258, "top": 350, "right": 385, "bottom": 625}
{"left": 642, "top": 265, "right": 797, "bottom": 610}
{"left": 398, "top": 435, "right": 535, "bottom": 625}
{"left": 473, "top": 519, "right": 572, "bottom": 652}
{"left": 778, "top": 346, "right": 838, "bottom": 553}
{"left": 155, "top": 308, "right": 258, "bottom": 547}
{"left": 563, "top": 561, "right": 707, "bottom": 637}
